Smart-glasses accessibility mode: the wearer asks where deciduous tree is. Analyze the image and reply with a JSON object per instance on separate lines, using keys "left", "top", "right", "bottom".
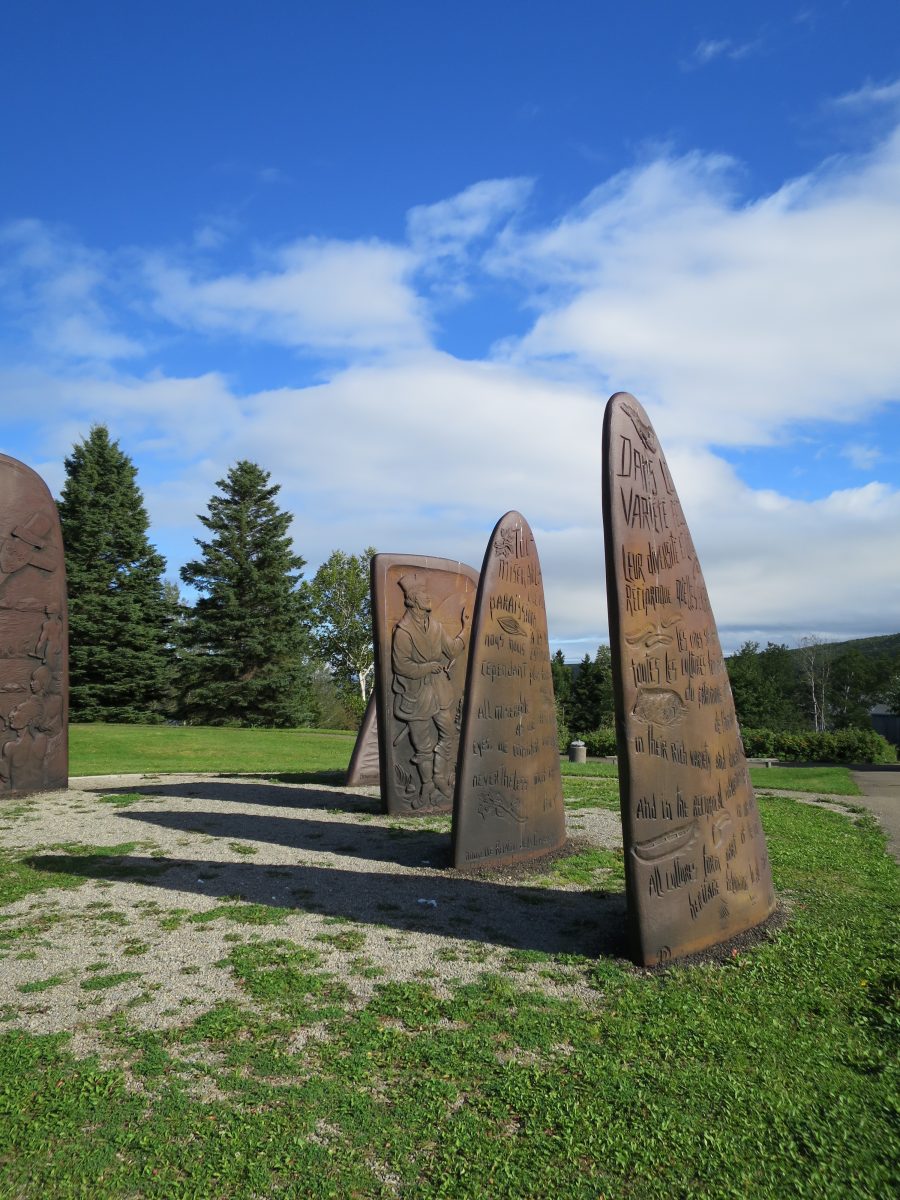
{"left": 307, "top": 547, "right": 376, "bottom": 711}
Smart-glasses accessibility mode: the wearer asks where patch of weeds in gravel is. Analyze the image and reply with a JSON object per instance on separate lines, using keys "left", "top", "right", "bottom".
{"left": 122, "top": 939, "right": 150, "bottom": 956}
{"left": 96, "top": 794, "right": 148, "bottom": 808}
{"left": 190, "top": 902, "right": 287, "bottom": 926}
{"left": 225, "top": 939, "right": 352, "bottom": 1023}
{"left": 350, "top": 956, "right": 384, "bottom": 979}
{"left": 227, "top": 842, "right": 258, "bottom": 857}
{"left": 315, "top": 929, "right": 366, "bottom": 953}
{"left": 87, "top": 909, "right": 130, "bottom": 926}
{"left": 539, "top": 846, "right": 625, "bottom": 889}
{"left": 17, "top": 974, "right": 67, "bottom": 995}
{"left": 80, "top": 971, "right": 142, "bottom": 992}
{"left": 21, "top": 843, "right": 171, "bottom": 890}
{"left": 157, "top": 909, "right": 191, "bottom": 930}
{"left": 502, "top": 948, "right": 553, "bottom": 972}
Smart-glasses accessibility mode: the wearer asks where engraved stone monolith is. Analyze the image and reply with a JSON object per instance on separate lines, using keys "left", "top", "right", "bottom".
{"left": 346, "top": 691, "right": 380, "bottom": 786}
{"left": 371, "top": 554, "right": 479, "bottom": 815}
{"left": 602, "top": 393, "right": 775, "bottom": 965}
{"left": 0, "top": 454, "right": 68, "bottom": 796}
{"left": 452, "top": 512, "right": 565, "bottom": 869}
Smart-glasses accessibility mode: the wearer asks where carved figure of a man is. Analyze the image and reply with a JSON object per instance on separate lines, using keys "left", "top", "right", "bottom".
{"left": 391, "top": 574, "right": 469, "bottom": 808}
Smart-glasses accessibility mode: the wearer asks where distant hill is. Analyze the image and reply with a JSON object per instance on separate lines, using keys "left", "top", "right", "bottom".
{"left": 784, "top": 632, "right": 900, "bottom": 663}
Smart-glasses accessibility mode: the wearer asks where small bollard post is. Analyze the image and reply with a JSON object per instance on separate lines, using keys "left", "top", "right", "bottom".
{"left": 568, "top": 740, "right": 587, "bottom": 764}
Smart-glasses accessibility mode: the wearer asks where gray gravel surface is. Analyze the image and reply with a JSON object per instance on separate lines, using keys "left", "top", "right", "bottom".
{"left": 1, "top": 773, "right": 627, "bottom": 1049}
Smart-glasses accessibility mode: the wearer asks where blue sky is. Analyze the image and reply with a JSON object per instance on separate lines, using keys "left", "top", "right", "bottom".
{"left": 2, "top": 1, "right": 899, "bottom": 656}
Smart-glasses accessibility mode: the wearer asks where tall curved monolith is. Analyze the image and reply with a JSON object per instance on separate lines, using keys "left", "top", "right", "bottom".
{"left": 371, "top": 554, "right": 479, "bottom": 815}
{"left": 452, "top": 512, "right": 565, "bottom": 869}
{"left": 0, "top": 454, "right": 68, "bottom": 795}
{"left": 602, "top": 393, "right": 775, "bottom": 965}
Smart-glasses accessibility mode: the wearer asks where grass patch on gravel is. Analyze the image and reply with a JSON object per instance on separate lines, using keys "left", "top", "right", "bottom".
{"left": 80, "top": 971, "right": 142, "bottom": 992}
{"left": 190, "top": 903, "right": 287, "bottom": 926}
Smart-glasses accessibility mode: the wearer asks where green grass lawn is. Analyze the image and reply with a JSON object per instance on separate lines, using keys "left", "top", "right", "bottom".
{"left": 560, "top": 757, "right": 861, "bottom": 796}
{"left": 69, "top": 723, "right": 356, "bottom": 779}
{"left": 0, "top": 784, "right": 897, "bottom": 1196}
{"left": 71, "top": 725, "right": 862, "bottom": 798}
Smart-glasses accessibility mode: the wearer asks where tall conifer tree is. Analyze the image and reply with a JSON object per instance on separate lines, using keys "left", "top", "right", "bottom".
{"left": 58, "top": 425, "right": 172, "bottom": 722}
{"left": 180, "top": 461, "right": 311, "bottom": 726}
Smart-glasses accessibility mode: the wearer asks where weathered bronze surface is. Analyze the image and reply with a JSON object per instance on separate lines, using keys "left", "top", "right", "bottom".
{"left": 452, "top": 512, "right": 565, "bottom": 869}
{"left": 346, "top": 691, "right": 380, "bottom": 786}
{"left": 0, "top": 454, "right": 68, "bottom": 796}
{"left": 602, "top": 393, "right": 775, "bottom": 965}
{"left": 372, "top": 554, "right": 479, "bottom": 816}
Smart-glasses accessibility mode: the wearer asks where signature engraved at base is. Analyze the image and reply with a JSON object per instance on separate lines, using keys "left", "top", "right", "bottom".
{"left": 631, "top": 686, "right": 687, "bottom": 727}
{"left": 632, "top": 821, "right": 698, "bottom": 863}
{"left": 477, "top": 788, "right": 526, "bottom": 824}
{"left": 625, "top": 614, "right": 683, "bottom": 649}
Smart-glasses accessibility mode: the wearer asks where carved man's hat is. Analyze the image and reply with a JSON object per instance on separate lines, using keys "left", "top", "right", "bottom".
{"left": 397, "top": 573, "right": 425, "bottom": 603}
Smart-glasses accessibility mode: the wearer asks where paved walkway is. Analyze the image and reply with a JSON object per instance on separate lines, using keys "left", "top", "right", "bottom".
{"left": 850, "top": 766, "right": 900, "bottom": 864}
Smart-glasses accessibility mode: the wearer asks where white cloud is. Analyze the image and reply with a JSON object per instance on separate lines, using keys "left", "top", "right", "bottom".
{"left": 145, "top": 237, "right": 428, "bottom": 355}
{"left": 407, "top": 178, "right": 533, "bottom": 258}
{"left": 833, "top": 78, "right": 900, "bottom": 111}
{"left": 684, "top": 36, "right": 761, "bottom": 69}
{"left": 3, "top": 107, "right": 900, "bottom": 655}
{"left": 842, "top": 443, "right": 882, "bottom": 471}
{"left": 487, "top": 127, "right": 900, "bottom": 450}
{"left": 0, "top": 219, "right": 143, "bottom": 363}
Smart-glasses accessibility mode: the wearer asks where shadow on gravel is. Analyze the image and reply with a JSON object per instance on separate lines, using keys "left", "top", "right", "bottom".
{"left": 91, "top": 781, "right": 379, "bottom": 814}
{"left": 23, "top": 851, "right": 629, "bottom": 958}
{"left": 116, "top": 809, "right": 449, "bottom": 869}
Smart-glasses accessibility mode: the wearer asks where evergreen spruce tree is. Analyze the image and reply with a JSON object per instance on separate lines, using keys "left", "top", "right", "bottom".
{"left": 58, "top": 425, "right": 173, "bottom": 722}
{"left": 550, "top": 649, "right": 572, "bottom": 715}
{"left": 179, "top": 461, "right": 312, "bottom": 726}
{"left": 568, "top": 645, "right": 615, "bottom": 733}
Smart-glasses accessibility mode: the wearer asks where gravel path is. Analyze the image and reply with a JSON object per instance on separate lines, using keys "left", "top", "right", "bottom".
{"left": 1, "top": 774, "right": 626, "bottom": 1048}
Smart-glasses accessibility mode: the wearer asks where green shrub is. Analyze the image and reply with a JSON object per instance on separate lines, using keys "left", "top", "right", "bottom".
{"left": 741, "top": 726, "right": 897, "bottom": 764}
{"left": 579, "top": 727, "right": 618, "bottom": 756}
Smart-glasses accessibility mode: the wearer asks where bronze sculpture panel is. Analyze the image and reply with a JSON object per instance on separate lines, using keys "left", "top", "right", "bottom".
{"left": 0, "top": 454, "right": 68, "bottom": 796}
{"left": 371, "top": 554, "right": 479, "bottom": 815}
{"left": 346, "top": 690, "right": 380, "bottom": 786}
{"left": 453, "top": 512, "right": 565, "bottom": 869}
{"left": 602, "top": 393, "right": 775, "bottom": 965}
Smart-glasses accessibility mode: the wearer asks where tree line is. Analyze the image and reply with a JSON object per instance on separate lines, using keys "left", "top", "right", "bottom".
{"left": 59, "top": 426, "right": 374, "bottom": 728}
{"left": 59, "top": 425, "right": 900, "bottom": 733}
{"left": 552, "top": 638, "right": 900, "bottom": 741}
